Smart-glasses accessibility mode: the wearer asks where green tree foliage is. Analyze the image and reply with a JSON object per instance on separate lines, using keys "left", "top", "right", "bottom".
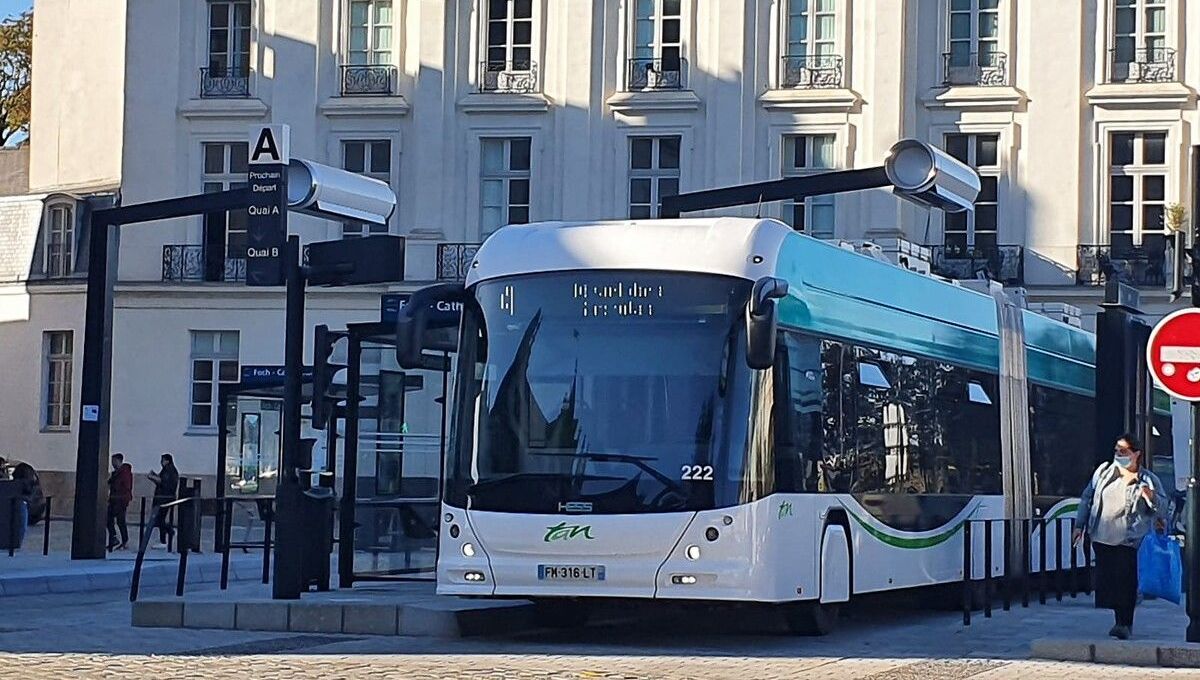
{"left": 0, "top": 10, "right": 32, "bottom": 146}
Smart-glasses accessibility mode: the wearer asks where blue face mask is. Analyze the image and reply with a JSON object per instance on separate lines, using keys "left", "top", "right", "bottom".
{"left": 1114, "top": 455, "right": 1133, "bottom": 469}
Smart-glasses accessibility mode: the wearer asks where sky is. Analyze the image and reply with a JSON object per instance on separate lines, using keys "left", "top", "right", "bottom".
{"left": 0, "top": 0, "right": 29, "bottom": 20}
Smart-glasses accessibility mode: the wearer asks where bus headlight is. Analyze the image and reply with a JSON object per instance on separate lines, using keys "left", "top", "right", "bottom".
{"left": 462, "top": 542, "right": 476, "bottom": 558}
{"left": 685, "top": 544, "right": 701, "bottom": 561}
{"left": 464, "top": 571, "right": 486, "bottom": 582}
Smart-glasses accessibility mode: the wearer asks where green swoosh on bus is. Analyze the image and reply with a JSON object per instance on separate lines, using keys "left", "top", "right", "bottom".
{"left": 843, "top": 503, "right": 979, "bottom": 550}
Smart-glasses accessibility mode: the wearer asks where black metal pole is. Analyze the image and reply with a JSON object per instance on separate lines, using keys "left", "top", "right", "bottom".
{"left": 983, "top": 520, "right": 992, "bottom": 618}
{"left": 1038, "top": 518, "right": 1047, "bottom": 605}
{"left": 1054, "top": 518, "right": 1064, "bottom": 602}
{"left": 1022, "top": 519, "right": 1030, "bottom": 608}
{"left": 262, "top": 510, "right": 273, "bottom": 584}
{"left": 338, "top": 334, "right": 362, "bottom": 589}
{"left": 220, "top": 499, "right": 232, "bottom": 590}
{"left": 1001, "top": 519, "right": 1011, "bottom": 611}
{"left": 272, "top": 235, "right": 306, "bottom": 600}
{"left": 1188, "top": 402, "right": 1200, "bottom": 641}
{"left": 8, "top": 497, "right": 16, "bottom": 556}
{"left": 1187, "top": 142, "right": 1200, "bottom": 643}
{"left": 1070, "top": 518, "right": 1079, "bottom": 598}
{"left": 42, "top": 496, "right": 52, "bottom": 555}
{"left": 962, "top": 520, "right": 972, "bottom": 626}
{"left": 71, "top": 216, "right": 117, "bottom": 560}
{"left": 216, "top": 385, "right": 229, "bottom": 554}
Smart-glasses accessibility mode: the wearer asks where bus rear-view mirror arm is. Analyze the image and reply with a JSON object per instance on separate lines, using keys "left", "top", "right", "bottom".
{"left": 746, "top": 277, "right": 789, "bottom": 370}
{"left": 395, "top": 282, "right": 468, "bottom": 369}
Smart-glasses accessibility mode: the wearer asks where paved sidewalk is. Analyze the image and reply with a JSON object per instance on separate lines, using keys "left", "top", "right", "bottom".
{"left": 1, "top": 550, "right": 266, "bottom": 596}
{"left": 1029, "top": 595, "right": 1200, "bottom": 667}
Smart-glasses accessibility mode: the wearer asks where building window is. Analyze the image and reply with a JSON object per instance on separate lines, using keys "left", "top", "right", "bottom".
{"left": 480, "top": 138, "right": 531, "bottom": 236}
{"left": 202, "top": 142, "right": 249, "bottom": 281}
{"left": 45, "top": 203, "right": 75, "bottom": 278}
{"left": 781, "top": 0, "right": 842, "bottom": 88}
{"left": 782, "top": 134, "right": 836, "bottom": 237}
{"left": 1110, "top": 0, "right": 1173, "bottom": 83}
{"left": 629, "top": 0, "right": 685, "bottom": 89}
{"left": 485, "top": 0, "right": 532, "bottom": 70}
{"left": 43, "top": 331, "right": 73, "bottom": 430}
{"left": 786, "top": 0, "right": 836, "bottom": 58}
{"left": 341, "top": 140, "right": 392, "bottom": 238}
{"left": 1109, "top": 131, "right": 1168, "bottom": 255}
{"left": 207, "top": 1, "right": 251, "bottom": 77}
{"left": 944, "top": 133, "right": 1000, "bottom": 250}
{"left": 347, "top": 0, "right": 393, "bottom": 65}
{"left": 944, "top": 0, "right": 1006, "bottom": 86}
{"left": 628, "top": 136, "right": 680, "bottom": 219}
{"left": 190, "top": 331, "right": 240, "bottom": 428}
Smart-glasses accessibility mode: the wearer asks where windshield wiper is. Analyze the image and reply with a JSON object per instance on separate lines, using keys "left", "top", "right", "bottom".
{"left": 528, "top": 451, "right": 684, "bottom": 495}
{"left": 466, "top": 471, "right": 625, "bottom": 494}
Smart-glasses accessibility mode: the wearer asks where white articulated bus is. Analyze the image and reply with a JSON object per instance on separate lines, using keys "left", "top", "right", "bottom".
{"left": 400, "top": 217, "right": 1101, "bottom": 634}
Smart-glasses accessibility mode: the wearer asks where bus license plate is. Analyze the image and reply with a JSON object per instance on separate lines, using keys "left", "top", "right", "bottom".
{"left": 538, "top": 565, "right": 605, "bottom": 581}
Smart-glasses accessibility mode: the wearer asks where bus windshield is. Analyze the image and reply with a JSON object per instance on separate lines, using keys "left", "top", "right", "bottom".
{"left": 445, "top": 271, "right": 757, "bottom": 514}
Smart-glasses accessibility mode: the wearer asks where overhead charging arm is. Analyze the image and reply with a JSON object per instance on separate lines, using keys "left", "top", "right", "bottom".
{"left": 659, "top": 139, "right": 981, "bottom": 219}
{"left": 660, "top": 167, "right": 890, "bottom": 219}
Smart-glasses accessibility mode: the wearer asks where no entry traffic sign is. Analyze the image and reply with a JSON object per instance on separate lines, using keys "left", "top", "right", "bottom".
{"left": 1147, "top": 308, "right": 1200, "bottom": 401}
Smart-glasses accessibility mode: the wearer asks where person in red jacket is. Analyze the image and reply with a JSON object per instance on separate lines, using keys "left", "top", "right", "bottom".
{"left": 106, "top": 453, "right": 133, "bottom": 551}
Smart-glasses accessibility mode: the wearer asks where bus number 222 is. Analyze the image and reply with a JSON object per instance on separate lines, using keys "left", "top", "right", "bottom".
{"left": 681, "top": 465, "right": 714, "bottom": 481}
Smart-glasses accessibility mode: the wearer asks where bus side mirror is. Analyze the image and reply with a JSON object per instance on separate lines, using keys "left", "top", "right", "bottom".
{"left": 746, "top": 277, "right": 789, "bottom": 370}
{"left": 396, "top": 283, "right": 466, "bottom": 369}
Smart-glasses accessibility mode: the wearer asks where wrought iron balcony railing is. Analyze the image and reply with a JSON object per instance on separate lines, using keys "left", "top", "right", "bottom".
{"left": 930, "top": 245, "right": 1024, "bottom": 285}
{"left": 340, "top": 64, "right": 397, "bottom": 96}
{"left": 162, "top": 245, "right": 247, "bottom": 283}
{"left": 478, "top": 60, "right": 539, "bottom": 94}
{"left": 1076, "top": 244, "right": 1168, "bottom": 287}
{"left": 780, "top": 54, "right": 844, "bottom": 89}
{"left": 436, "top": 243, "right": 481, "bottom": 282}
{"left": 942, "top": 51, "right": 1008, "bottom": 87}
{"left": 626, "top": 57, "right": 688, "bottom": 91}
{"left": 1108, "top": 47, "right": 1177, "bottom": 84}
{"left": 200, "top": 66, "right": 251, "bottom": 98}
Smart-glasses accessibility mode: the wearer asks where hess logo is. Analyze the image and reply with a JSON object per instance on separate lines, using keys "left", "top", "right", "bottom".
{"left": 543, "top": 522, "right": 595, "bottom": 542}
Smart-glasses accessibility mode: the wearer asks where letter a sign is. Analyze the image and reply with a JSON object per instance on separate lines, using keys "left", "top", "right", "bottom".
{"left": 250, "top": 125, "right": 290, "bottom": 166}
{"left": 245, "top": 125, "right": 290, "bottom": 286}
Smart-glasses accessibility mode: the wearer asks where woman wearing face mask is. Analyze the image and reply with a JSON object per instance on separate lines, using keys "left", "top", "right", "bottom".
{"left": 1072, "top": 434, "right": 1169, "bottom": 640}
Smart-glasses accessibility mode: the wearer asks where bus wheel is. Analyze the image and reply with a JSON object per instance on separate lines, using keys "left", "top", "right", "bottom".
{"left": 531, "top": 599, "right": 592, "bottom": 628}
{"left": 781, "top": 601, "right": 840, "bottom": 636}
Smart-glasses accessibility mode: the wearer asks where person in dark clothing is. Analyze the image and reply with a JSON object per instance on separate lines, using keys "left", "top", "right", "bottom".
{"left": 147, "top": 453, "right": 179, "bottom": 547}
{"left": 11, "top": 462, "right": 46, "bottom": 525}
{"left": 105, "top": 453, "right": 133, "bottom": 551}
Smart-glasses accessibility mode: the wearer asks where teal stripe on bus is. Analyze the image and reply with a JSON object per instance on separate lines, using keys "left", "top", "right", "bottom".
{"left": 772, "top": 232, "right": 1096, "bottom": 392}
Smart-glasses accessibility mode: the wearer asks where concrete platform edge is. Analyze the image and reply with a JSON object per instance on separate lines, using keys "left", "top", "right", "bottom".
{"left": 1031, "top": 637, "right": 1200, "bottom": 668}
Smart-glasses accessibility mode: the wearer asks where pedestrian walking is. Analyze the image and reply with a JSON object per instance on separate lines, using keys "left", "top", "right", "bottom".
{"left": 105, "top": 453, "right": 133, "bottom": 551}
{"left": 1072, "top": 433, "right": 1170, "bottom": 640}
{"left": 147, "top": 453, "right": 179, "bottom": 548}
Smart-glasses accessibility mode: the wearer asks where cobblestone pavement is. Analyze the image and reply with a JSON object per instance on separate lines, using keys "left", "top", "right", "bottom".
{"left": 1, "top": 584, "right": 1197, "bottom": 678}
{"left": 0, "top": 653, "right": 1195, "bottom": 679}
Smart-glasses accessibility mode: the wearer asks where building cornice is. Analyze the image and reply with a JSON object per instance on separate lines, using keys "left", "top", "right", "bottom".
{"left": 757, "top": 88, "right": 861, "bottom": 114}
{"left": 177, "top": 98, "right": 270, "bottom": 120}
{"left": 456, "top": 92, "right": 551, "bottom": 114}
{"left": 606, "top": 90, "right": 702, "bottom": 114}
{"left": 319, "top": 95, "right": 412, "bottom": 118}
{"left": 1084, "top": 82, "right": 1197, "bottom": 110}
{"left": 922, "top": 86, "right": 1027, "bottom": 112}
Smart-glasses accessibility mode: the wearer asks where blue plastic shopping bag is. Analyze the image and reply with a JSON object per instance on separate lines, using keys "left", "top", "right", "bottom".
{"left": 1138, "top": 530, "right": 1183, "bottom": 605}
